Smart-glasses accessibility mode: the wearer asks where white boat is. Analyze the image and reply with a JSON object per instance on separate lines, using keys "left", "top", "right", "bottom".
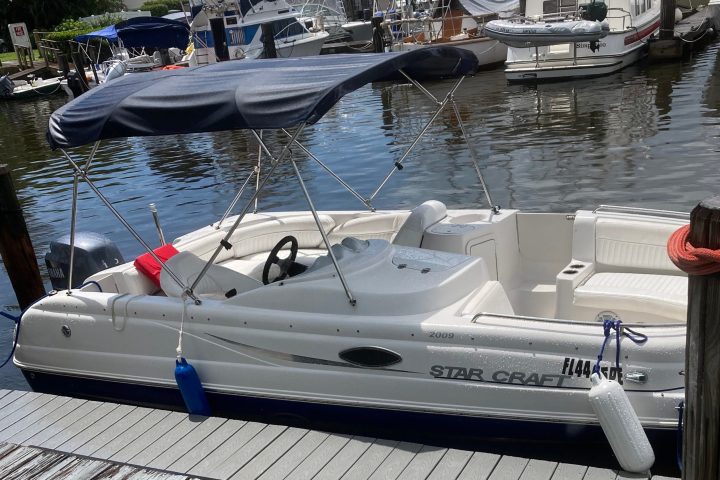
{"left": 186, "top": 0, "right": 330, "bottom": 64}
{"left": 19, "top": 48, "right": 684, "bottom": 465}
{"left": 385, "top": 0, "right": 513, "bottom": 67}
{"left": 501, "top": 0, "right": 661, "bottom": 82}
{"left": 0, "top": 75, "right": 63, "bottom": 100}
{"left": 290, "top": 0, "right": 374, "bottom": 43}
{"left": 485, "top": 18, "right": 609, "bottom": 47}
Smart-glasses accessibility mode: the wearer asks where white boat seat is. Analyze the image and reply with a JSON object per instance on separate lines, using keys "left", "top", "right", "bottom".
{"left": 392, "top": 200, "right": 447, "bottom": 248}
{"left": 556, "top": 210, "right": 688, "bottom": 323}
{"left": 160, "top": 251, "right": 261, "bottom": 299}
{"left": 574, "top": 272, "right": 687, "bottom": 321}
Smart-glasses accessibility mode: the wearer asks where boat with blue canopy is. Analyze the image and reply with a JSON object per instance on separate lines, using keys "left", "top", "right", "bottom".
{"left": 19, "top": 47, "right": 684, "bottom": 472}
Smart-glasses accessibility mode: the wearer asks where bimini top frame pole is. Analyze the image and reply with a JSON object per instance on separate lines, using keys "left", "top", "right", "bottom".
{"left": 60, "top": 146, "right": 200, "bottom": 304}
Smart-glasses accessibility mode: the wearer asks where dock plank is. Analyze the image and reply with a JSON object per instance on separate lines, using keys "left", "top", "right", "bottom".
{"left": 426, "top": 448, "right": 474, "bottom": 480}
{"left": 74, "top": 406, "right": 153, "bottom": 457}
{"left": 314, "top": 435, "right": 375, "bottom": 480}
{"left": 489, "top": 455, "right": 530, "bottom": 480}
{"left": 57, "top": 404, "right": 136, "bottom": 453}
{"left": 285, "top": 433, "right": 354, "bottom": 480}
{"left": 32, "top": 456, "right": 111, "bottom": 479}
{"left": 340, "top": 438, "right": 399, "bottom": 480}
{"left": 110, "top": 411, "right": 187, "bottom": 464}
{"left": 257, "top": 429, "right": 329, "bottom": 480}
{"left": 149, "top": 416, "right": 228, "bottom": 470}
{"left": 457, "top": 451, "right": 502, "bottom": 480}
{"left": 93, "top": 408, "right": 171, "bottom": 459}
{"left": 127, "top": 414, "right": 206, "bottom": 466}
{"left": 187, "top": 421, "right": 267, "bottom": 477}
{"left": 0, "top": 390, "right": 28, "bottom": 413}
{"left": 230, "top": 426, "right": 308, "bottom": 479}
{"left": 4, "top": 397, "right": 85, "bottom": 445}
{"left": 0, "top": 393, "right": 53, "bottom": 433}
{"left": 551, "top": 463, "right": 589, "bottom": 479}
{"left": 36, "top": 401, "right": 119, "bottom": 449}
{"left": 212, "top": 423, "right": 288, "bottom": 479}
{"left": 169, "top": 418, "right": 246, "bottom": 473}
{"left": 368, "top": 441, "right": 424, "bottom": 480}
{"left": 396, "top": 444, "right": 448, "bottom": 480}
{"left": 0, "top": 444, "right": 63, "bottom": 480}
{"left": 520, "top": 459, "right": 558, "bottom": 480}
{"left": 583, "top": 467, "right": 618, "bottom": 480}
{"left": 0, "top": 395, "right": 73, "bottom": 443}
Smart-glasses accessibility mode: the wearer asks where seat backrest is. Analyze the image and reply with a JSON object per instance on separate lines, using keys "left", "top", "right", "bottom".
{"left": 571, "top": 211, "right": 685, "bottom": 275}
{"left": 392, "top": 200, "right": 447, "bottom": 248}
{"left": 160, "top": 251, "right": 261, "bottom": 298}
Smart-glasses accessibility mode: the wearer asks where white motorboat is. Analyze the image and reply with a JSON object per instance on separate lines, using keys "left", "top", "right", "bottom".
{"left": 0, "top": 75, "right": 63, "bottom": 100}
{"left": 185, "top": 0, "right": 330, "bottom": 64}
{"left": 485, "top": 18, "right": 609, "bottom": 47}
{"left": 500, "top": 0, "right": 660, "bottom": 81}
{"left": 19, "top": 47, "right": 684, "bottom": 467}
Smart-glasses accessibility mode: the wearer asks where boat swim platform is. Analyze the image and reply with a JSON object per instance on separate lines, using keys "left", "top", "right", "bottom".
{"left": 0, "top": 389, "right": 679, "bottom": 480}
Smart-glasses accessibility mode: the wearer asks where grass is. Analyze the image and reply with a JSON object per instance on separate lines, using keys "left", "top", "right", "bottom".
{"left": 0, "top": 49, "right": 42, "bottom": 63}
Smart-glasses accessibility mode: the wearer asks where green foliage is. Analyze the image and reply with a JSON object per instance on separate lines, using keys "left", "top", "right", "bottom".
{"left": 54, "top": 19, "right": 92, "bottom": 32}
{"left": 140, "top": 2, "right": 170, "bottom": 17}
{"left": 84, "top": 14, "right": 124, "bottom": 27}
{"left": 45, "top": 28, "right": 96, "bottom": 44}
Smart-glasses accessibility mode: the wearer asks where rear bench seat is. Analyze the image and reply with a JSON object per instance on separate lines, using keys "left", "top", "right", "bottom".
{"left": 556, "top": 210, "right": 687, "bottom": 324}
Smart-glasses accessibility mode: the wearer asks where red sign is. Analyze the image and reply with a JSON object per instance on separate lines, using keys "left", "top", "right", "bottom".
{"left": 13, "top": 25, "right": 25, "bottom": 37}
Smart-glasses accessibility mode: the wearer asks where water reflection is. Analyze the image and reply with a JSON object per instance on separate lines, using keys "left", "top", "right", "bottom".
{"left": 0, "top": 43, "right": 720, "bottom": 390}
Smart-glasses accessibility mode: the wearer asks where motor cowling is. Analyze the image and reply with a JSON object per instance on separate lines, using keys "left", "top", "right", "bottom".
{"left": 45, "top": 232, "right": 124, "bottom": 290}
{"left": 0, "top": 75, "right": 14, "bottom": 98}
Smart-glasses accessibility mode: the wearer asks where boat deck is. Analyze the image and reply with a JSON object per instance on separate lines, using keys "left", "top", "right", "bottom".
{"left": 0, "top": 389, "right": 679, "bottom": 479}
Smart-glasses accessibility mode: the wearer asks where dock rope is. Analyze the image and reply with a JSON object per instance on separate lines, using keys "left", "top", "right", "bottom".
{"left": 667, "top": 224, "right": 720, "bottom": 275}
{"left": 592, "top": 319, "right": 648, "bottom": 375}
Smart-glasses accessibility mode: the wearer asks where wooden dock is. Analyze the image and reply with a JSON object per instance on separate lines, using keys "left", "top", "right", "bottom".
{"left": 649, "top": 6, "right": 719, "bottom": 60}
{"left": 0, "top": 389, "right": 679, "bottom": 480}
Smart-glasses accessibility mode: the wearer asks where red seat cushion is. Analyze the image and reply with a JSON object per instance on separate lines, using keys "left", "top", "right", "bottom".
{"left": 134, "top": 244, "right": 180, "bottom": 287}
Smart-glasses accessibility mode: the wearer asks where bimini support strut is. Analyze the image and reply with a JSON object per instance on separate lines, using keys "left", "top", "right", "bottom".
{"left": 449, "top": 99, "right": 498, "bottom": 213}
{"left": 290, "top": 156, "right": 356, "bottom": 305}
{"left": 280, "top": 128, "right": 374, "bottom": 212}
{"left": 368, "top": 75, "right": 465, "bottom": 203}
{"left": 398, "top": 70, "right": 497, "bottom": 213}
{"left": 215, "top": 161, "right": 262, "bottom": 229}
{"left": 190, "top": 124, "right": 307, "bottom": 297}
{"left": 66, "top": 140, "right": 101, "bottom": 293}
{"left": 60, "top": 147, "right": 200, "bottom": 304}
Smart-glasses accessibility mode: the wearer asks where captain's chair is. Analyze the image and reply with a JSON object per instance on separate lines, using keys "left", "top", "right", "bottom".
{"left": 160, "top": 251, "right": 262, "bottom": 299}
{"left": 392, "top": 200, "right": 447, "bottom": 248}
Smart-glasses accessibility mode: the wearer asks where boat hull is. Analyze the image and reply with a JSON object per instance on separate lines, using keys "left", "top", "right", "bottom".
{"left": 504, "top": 19, "right": 660, "bottom": 82}
{"left": 391, "top": 37, "right": 507, "bottom": 69}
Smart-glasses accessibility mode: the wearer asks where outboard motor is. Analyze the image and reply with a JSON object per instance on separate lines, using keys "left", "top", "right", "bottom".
{"left": 45, "top": 232, "right": 124, "bottom": 290}
{"left": 0, "top": 75, "right": 14, "bottom": 98}
{"left": 66, "top": 71, "right": 86, "bottom": 99}
{"left": 579, "top": 0, "right": 608, "bottom": 21}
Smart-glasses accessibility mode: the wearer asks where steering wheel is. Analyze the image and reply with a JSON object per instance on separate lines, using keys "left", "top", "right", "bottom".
{"left": 263, "top": 235, "right": 299, "bottom": 285}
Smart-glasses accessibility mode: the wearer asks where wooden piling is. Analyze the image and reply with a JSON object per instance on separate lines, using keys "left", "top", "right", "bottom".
{"left": 683, "top": 195, "right": 720, "bottom": 480}
{"left": 0, "top": 165, "right": 46, "bottom": 310}
{"left": 660, "top": 0, "right": 677, "bottom": 40}
{"left": 261, "top": 23, "right": 277, "bottom": 59}
{"left": 372, "top": 17, "right": 384, "bottom": 53}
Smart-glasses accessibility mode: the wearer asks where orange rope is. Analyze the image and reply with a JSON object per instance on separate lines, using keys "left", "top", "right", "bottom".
{"left": 667, "top": 224, "right": 720, "bottom": 275}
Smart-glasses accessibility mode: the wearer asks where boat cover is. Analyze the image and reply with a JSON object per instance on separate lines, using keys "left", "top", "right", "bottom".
{"left": 75, "top": 17, "right": 190, "bottom": 49}
{"left": 47, "top": 47, "right": 478, "bottom": 149}
{"left": 458, "top": 0, "right": 519, "bottom": 16}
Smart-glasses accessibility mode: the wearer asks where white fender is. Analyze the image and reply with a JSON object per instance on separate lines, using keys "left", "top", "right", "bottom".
{"left": 588, "top": 372, "right": 655, "bottom": 473}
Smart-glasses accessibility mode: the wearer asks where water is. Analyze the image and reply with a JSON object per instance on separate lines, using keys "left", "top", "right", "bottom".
{"left": 0, "top": 46, "right": 719, "bottom": 393}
